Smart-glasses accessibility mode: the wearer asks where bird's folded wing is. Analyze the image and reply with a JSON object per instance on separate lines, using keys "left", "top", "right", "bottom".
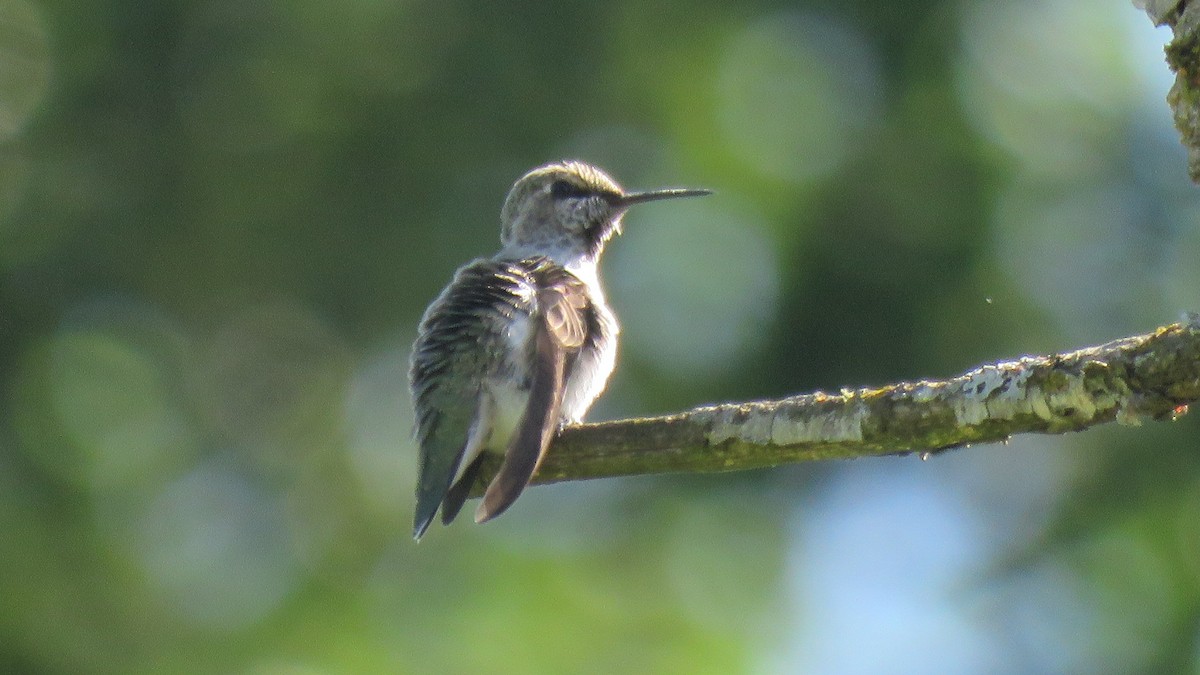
{"left": 476, "top": 273, "right": 590, "bottom": 523}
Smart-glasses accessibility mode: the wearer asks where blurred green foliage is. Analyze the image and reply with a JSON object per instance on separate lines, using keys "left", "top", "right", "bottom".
{"left": 1, "top": 0, "right": 1199, "bottom": 672}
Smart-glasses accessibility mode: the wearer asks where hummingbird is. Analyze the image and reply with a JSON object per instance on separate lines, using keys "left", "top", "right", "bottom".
{"left": 409, "top": 160, "right": 709, "bottom": 539}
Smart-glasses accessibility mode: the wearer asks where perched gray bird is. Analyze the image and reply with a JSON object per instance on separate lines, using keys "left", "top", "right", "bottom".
{"left": 409, "top": 160, "right": 709, "bottom": 539}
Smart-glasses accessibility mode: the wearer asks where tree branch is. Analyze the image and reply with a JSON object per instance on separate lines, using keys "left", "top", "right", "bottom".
{"left": 471, "top": 317, "right": 1200, "bottom": 493}
{"left": 1137, "top": 0, "right": 1200, "bottom": 181}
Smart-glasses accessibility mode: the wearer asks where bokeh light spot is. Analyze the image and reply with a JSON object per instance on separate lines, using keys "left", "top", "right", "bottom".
{"left": 12, "top": 302, "right": 196, "bottom": 492}
{"left": 716, "top": 11, "right": 881, "bottom": 184}
{"left": 134, "top": 457, "right": 300, "bottom": 631}
{"left": 665, "top": 496, "right": 780, "bottom": 636}
{"left": 196, "top": 301, "right": 350, "bottom": 455}
{"left": 49, "top": 330, "right": 193, "bottom": 490}
{"left": 957, "top": 0, "right": 1140, "bottom": 175}
{"left": 610, "top": 198, "right": 779, "bottom": 379}
{"left": 992, "top": 180, "right": 1160, "bottom": 339}
{"left": 0, "top": 0, "right": 51, "bottom": 139}
{"left": 343, "top": 342, "right": 414, "bottom": 517}
{"left": 781, "top": 461, "right": 998, "bottom": 672}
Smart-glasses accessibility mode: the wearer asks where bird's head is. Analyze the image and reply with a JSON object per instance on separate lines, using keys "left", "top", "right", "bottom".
{"left": 499, "top": 160, "right": 709, "bottom": 263}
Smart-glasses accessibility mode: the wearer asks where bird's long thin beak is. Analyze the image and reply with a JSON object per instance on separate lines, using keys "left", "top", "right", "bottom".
{"left": 616, "top": 187, "right": 712, "bottom": 207}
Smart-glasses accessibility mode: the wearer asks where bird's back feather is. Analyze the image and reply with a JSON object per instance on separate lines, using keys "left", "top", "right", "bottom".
{"left": 410, "top": 257, "right": 594, "bottom": 538}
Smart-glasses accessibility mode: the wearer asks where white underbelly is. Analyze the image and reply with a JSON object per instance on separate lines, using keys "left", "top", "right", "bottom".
{"left": 486, "top": 379, "right": 529, "bottom": 453}
{"left": 561, "top": 309, "right": 618, "bottom": 423}
{"left": 451, "top": 379, "right": 529, "bottom": 485}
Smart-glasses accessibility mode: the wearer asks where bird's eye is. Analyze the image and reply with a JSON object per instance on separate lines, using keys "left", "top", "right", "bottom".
{"left": 550, "top": 179, "right": 587, "bottom": 199}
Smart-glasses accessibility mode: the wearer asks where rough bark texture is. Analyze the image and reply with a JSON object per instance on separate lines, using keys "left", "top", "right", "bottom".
{"left": 1138, "top": 0, "right": 1200, "bottom": 181}
{"left": 468, "top": 317, "right": 1200, "bottom": 493}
